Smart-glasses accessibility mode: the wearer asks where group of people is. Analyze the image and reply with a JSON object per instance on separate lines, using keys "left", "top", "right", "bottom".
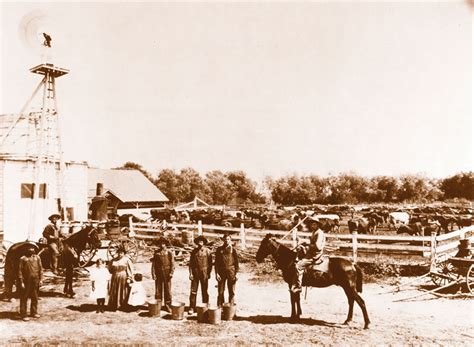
{"left": 87, "top": 231, "right": 240, "bottom": 314}
{"left": 18, "top": 213, "right": 330, "bottom": 321}
{"left": 151, "top": 231, "right": 239, "bottom": 314}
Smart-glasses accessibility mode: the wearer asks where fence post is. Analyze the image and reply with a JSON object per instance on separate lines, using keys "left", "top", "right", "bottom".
{"left": 430, "top": 231, "right": 437, "bottom": 272}
{"left": 292, "top": 228, "right": 297, "bottom": 248}
{"left": 240, "top": 223, "right": 246, "bottom": 249}
{"left": 197, "top": 220, "right": 203, "bottom": 236}
{"left": 352, "top": 232, "right": 358, "bottom": 263}
{"left": 128, "top": 216, "right": 136, "bottom": 238}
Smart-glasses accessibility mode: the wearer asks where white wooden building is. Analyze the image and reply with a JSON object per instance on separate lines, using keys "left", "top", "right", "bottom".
{"left": 0, "top": 158, "right": 89, "bottom": 243}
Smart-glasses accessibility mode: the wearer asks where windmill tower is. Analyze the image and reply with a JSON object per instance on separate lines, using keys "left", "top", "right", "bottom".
{"left": 0, "top": 12, "right": 70, "bottom": 241}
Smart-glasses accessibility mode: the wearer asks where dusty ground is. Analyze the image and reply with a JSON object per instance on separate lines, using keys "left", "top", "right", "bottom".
{"left": 1, "top": 257, "right": 473, "bottom": 346}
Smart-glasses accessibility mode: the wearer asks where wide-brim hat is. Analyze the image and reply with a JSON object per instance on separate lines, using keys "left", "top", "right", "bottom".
{"left": 48, "top": 214, "right": 61, "bottom": 221}
{"left": 194, "top": 235, "right": 208, "bottom": 245}
{"left": 156, "top": 237, "right": 171, "bottom": 246}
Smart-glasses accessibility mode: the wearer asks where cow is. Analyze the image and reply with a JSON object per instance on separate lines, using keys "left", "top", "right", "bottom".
{"left": 348, "top": 217, "right": 376, "bottom": 234}
{"left": 397, "top": 222, "right": 424, "bottom": 236}
{"left": 311, "top": 214, "right": 340, "bottom": 233}
{"left": 388, "top": 212, "right": 410, "bottom": 230}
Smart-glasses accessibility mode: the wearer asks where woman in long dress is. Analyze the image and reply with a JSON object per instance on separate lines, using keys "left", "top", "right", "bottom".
{"left": 108, "top": 247, "right": 133, "bottom": 311}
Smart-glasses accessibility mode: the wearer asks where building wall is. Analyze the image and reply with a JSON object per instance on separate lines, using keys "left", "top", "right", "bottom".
{"left": 1, "top": 160, "right": 88, "bottom": 243}
{"left": 0, "top": 160, "right": 4, "bottom": 241}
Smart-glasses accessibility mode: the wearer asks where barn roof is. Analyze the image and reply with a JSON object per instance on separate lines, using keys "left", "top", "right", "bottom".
{"left": 88, "top": 168, "right": 169, "bottom": 203}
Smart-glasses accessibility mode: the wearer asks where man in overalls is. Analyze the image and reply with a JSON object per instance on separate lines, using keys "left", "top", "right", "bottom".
{"left": 215, "top": 232, "right": 239, "bottom": 307}
{"left": 18, "top": 246, "right": 43, "bottom": 321}
{"left": 292, "top": 218, "right": 326, "bottom": 293}
{"left": 188, "top": 235, "right": 213, "bottom": 314}
{"left": 151, "top": 237, "right": 175, "bottom": 312}
{"left": 42, "top": 214, "right": 62, "bottom": 274}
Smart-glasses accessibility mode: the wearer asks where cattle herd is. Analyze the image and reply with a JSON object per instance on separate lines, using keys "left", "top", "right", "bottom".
{"left": 122, "top": 204, "right": 473, "bottom": 237}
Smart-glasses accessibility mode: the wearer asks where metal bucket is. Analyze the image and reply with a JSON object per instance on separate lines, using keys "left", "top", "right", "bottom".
{"left": 196, "top": 304, "right": 208, "bottom": 323}
{"left": 207, "top": 306, "right": 221, "bottom": 324}
{"left": 148, "top": 300, "right": 161, "bottom": 317}
{"left": 222, "top": 303, "right": 236, "bottom": 321}
{"left": 171, "top": 301, "right": 185, "bottom": 320}
{"left": 181, "top": 230, "right": 194, "bottom": 245}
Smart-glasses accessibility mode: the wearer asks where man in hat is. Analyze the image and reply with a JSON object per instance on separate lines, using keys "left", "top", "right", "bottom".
{"left": 188, "top": 235, "right": 213, "bottom": 314}
{"left": 455, "top": 239, "right": 472, "bottom": 258}
{"left": 18, "top": 246, "right": 43, "bottom": 321}
{"left": 42, "top": 214, "right": 62, "bottom": 274}
{"left": 292, "top": 218, "right": 326, "bottom": 293}
{"left": 215, "top": 232, "right": 239, "bottom": 307}
{"left": 151, "top": 237, "right": 175, "bottom": 311}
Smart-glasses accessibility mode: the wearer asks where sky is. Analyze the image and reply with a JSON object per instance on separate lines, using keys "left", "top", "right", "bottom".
{"left": 1, "top": 1, "right": 473, "bottom": 182}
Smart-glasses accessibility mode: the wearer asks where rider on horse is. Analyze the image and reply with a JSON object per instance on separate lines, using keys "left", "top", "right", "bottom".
{"left": 42, "top": 214, "right": 62, "bottom": 274}
{"left": 292, "top": 218, "right": 326, "bottom": 293}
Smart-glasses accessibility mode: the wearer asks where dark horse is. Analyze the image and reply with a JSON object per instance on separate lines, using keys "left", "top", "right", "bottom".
{"left": 2, "top": 225, "right": 101, "bottom": 299}
{"left": 256, "top": 234, "right": 370, "bottom": 329}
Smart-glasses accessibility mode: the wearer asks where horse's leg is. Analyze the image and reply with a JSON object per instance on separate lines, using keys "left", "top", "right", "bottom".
{"left": 351, "top": 289, "right": 371, "bottom": 329}
{"left": 342, "top": 285, "right": 355, "bottom": 325}
{"left": 296, "top": 292, "right": 302, "bottom": 317}
{"left": 289, "top": 290, "right": 297, "bottom": 319}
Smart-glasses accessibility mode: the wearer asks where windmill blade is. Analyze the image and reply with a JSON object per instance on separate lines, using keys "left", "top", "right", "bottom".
{"left": 18, "top": 9, "right": 58, "bottom": 53}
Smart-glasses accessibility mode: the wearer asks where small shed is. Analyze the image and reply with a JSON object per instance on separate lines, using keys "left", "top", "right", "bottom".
{"left": 88, "top": 168, "right": 169, "bottom": 214}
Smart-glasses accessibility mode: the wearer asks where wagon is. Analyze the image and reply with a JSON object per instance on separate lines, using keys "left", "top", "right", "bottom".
{"left": 430, "top": 256, "right": 474, "bottom": 294}
{"left": 101, "top": 220, "right": 140, "bottom": 263}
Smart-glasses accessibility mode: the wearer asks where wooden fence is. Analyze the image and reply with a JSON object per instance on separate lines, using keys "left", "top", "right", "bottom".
{"left": 130, "top": 219, "right": 474, "bottom": 266}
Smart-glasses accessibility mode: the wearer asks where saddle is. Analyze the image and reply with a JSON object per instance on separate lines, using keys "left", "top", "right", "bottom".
{"left": 308, "top": 256, "right": 329, "bottom": 273}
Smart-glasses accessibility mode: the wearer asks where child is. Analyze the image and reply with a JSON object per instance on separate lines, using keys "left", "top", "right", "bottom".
{"left": 128, "top": 273, "right": 147, "bottom": 309}
{"left": 90, "top": 259, "right": 111, "bottom": 313}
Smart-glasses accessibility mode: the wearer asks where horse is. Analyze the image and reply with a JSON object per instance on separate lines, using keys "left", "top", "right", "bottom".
{"left": 2, "top": 225, "right": 101, "bottom": 299}
{"left": 255, "top": 234, "right": 370, "bottom": 329}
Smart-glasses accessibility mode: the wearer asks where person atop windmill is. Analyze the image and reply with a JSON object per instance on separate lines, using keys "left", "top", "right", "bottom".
{"left": 43, "top": 33, "right": 52, "bottom": 47}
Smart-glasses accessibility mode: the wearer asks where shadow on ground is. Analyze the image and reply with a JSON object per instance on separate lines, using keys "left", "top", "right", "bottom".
{"left": 235, "top": 314, "right": 340, "bottom": 327}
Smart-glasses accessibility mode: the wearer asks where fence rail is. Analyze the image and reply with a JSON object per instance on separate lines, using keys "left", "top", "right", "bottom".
{"left": 129, "top": 218, "right": 474, "bottom": 266}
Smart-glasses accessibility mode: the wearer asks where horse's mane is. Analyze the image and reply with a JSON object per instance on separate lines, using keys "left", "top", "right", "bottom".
{"left": 63, "top": 225, "right": 92, "bottom": 246}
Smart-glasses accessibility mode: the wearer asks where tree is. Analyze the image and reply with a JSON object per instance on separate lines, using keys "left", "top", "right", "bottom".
{"left": 205, "top": 170, "right": 235, "bottom": 204}
{"left": 226, "top": 171, "right": 259, "bottom": 203}
{"left": 155, "top": 169, "right": 180, "bottom": 203}
{"left": 115, "top": 162, "right": 153, "bottom": 181}
{"left": 441, "top": 172, "right": 474, "bottom": 200}
{"left": 177, "top": 168, "right": 210, "bottom": 203}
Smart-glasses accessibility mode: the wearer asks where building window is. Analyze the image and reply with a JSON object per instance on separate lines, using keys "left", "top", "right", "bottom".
{"left": 21, "top": 183, "right": 47, "bottom": 199}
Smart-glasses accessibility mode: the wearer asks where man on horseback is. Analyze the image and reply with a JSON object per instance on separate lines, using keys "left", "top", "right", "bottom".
{"left": 42, "top": 214, "right": 62, "bottom": 274}
{"left": 292, "top": 218, "right": 326, "bottom": 293}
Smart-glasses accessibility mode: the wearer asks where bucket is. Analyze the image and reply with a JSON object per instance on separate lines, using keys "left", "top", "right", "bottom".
{"left": 196, "top": 304, "right": 208, "bottom": 323}
{"left": 222, "top": 303, "right": 236, "bottom": 321}
{"left": 171, "top": 301, "right": 185, "bottom": 320}
{"left": 148, "top": 300, "right": 161, "bottom": 317}
{"left": 207, "top": 306, "right": 221, "bottom": 325}
{"left": 181, "top": 230, "right": 194, "bottom": 245}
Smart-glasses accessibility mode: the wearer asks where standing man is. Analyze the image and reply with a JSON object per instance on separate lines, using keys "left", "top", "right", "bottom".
{"left": 151, "top": 237, "right": 174, "bottom": 312}
{"left": 215, "top": 232, "right": 239, "bottom": 307}
{"left": 18, "top": 246, "right": 43, "bottom": 321}
{"left": 42, "top": 214, "right": 62, "bottom": 274}
{"left": 188, "top": 235, "right": 213, "bottom": 314}
{"left": 292, "top": 218, "right": 326, "bottom": 293}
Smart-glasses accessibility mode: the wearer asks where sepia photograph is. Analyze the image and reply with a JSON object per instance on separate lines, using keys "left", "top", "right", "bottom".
{"left": 0, "top": 0, "right": 473, "bottom": 345}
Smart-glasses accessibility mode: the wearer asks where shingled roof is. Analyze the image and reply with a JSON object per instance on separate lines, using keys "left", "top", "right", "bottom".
{"left": 88, "top": 168, "right": 168, "bottom": 203}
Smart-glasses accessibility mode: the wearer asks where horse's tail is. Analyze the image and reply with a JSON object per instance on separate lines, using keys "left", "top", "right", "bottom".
{"left": 355, "top": 264, "right": 363, "bottom": 293}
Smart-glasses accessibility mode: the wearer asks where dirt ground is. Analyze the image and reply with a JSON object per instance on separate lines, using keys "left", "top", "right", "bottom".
{"left": 1, "top": 257, "right": 473, "bottom": 346}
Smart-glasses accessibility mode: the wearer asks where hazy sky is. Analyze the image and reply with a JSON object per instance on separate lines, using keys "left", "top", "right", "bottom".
{"left": 1, "top": 1, "right": 472, "bottom": 181}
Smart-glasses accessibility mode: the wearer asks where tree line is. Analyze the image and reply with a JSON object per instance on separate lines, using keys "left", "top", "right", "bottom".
{"left": 116, "top": 163, "right": 473, "bottom": 205}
